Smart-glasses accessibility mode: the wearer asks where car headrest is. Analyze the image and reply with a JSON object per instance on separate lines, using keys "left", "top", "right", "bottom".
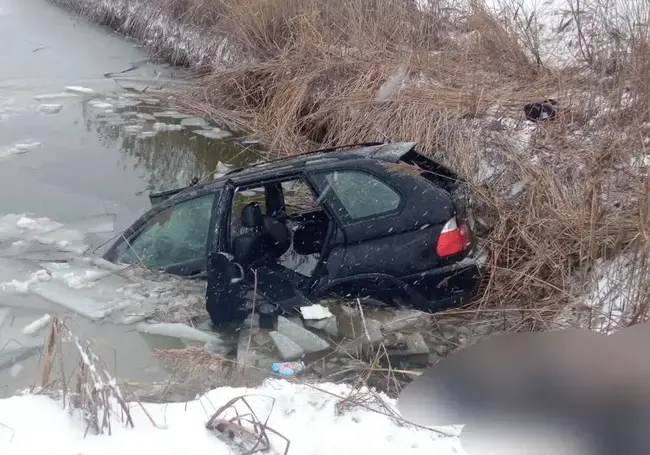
{"left": 262, "top": 216, "right": 292, "bottom": 258}
{"left": 241, "top": 202, "right": 264, "bottom": 228}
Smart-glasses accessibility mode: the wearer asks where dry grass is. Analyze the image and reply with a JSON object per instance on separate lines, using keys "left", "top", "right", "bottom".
{"left": 51, "top": 0, "right": 650, "bottom": 330}
{"left": 37, "top": 317, "right": 135, "bottom": 435}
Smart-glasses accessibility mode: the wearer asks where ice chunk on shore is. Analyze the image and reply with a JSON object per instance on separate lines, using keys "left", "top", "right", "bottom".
{"left": 270, "top": 331, "right": 305, "bottom": 360}
{"left": 300, "top": 304, "right": 333, "bottom": 320}
{"left": 277, "top": 316, "right": 330, "bottom": 353}
{"left": 136, "top": 322, "right": 223, "bottom": 344}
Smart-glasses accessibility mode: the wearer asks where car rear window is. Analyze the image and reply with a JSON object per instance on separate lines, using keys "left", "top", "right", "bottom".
{"left": 314, "top": 170, "right": 402, "bottom": 221}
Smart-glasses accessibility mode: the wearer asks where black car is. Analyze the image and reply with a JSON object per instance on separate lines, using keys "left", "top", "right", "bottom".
{"left": 103, "top": 142, "right": 484, "bottom": 325}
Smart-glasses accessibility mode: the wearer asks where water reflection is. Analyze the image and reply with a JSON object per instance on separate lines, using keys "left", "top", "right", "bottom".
{"left": 81, "top": 96, "right": 258, "bottom": 194}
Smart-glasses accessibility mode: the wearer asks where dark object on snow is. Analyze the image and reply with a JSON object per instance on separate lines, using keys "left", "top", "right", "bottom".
{"left": 396, "top": 325, "right": 650, "bottom": 455}
{"left": 103, "top": 142, "right": 483, "bottom": 325}
{"left": 524, "top": 98, "right": 558, "bottom": 122}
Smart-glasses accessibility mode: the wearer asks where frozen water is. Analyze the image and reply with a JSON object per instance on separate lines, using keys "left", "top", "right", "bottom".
{"left": 2, "top": 141, "right": 41, "bottom": 158}
{"left": 88, "top": 100, "right": 113, "bottom": 110}
{"left": 0, "top": 308, "right": 10, "bottom": 328}
{"left": 64, "top": 86, "right": 97, "bottom": 95}
{"left": 37, "top": 104, "right": 63, "bottom": 114}
{"left": 21, "top": 314, "right": 52, "bottom": 337}
{"left": 300, "top": 304, "right": 333, "bottom": 320}
{"left": 136, "top": 322, "right": 223, "bottom": 344}
{"left": 269, "top": 331, "right": 305, "bottom": 360}
{"left": 152, "top": 122, "right": 184, "bottom": 132}
{"left": 112, "top": 98, "right": 142, "bottom": 108}
{"left": 276, "top": 316, "right": 330, "bottom": 353}
{"left": 194, "top": 128, "right": 232, "bottom": 140}
{"left": 152, "top": 110, "right": 191, "bottom": 120}
{"left": 136, "top": 113, "right": 156, "bottom": 121}
{"left": 33, "top": 92, "right": 80, "bottom": 101}
{"left": 123, "top": 125, "right": 143, "bottom": 134}
{"left": 179, "top": 117, "right": 208, "bottom": 128}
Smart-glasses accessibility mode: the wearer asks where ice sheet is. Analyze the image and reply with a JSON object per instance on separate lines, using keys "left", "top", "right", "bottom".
{"left": 136, "top": 322, "right": 223, "bottom": 344}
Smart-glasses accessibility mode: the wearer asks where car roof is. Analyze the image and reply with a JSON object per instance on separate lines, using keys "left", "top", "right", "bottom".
{"left": 197, "top": 141, "right": 418, "bottom": 190}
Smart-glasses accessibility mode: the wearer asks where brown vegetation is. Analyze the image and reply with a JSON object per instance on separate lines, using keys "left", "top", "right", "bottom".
{"left": 176, "top": 0, "right": 650, "bottom": 331}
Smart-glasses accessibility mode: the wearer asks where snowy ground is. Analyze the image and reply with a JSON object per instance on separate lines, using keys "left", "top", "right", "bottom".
{"left": 0, "top": 379, "right": 462, "bottom": 455}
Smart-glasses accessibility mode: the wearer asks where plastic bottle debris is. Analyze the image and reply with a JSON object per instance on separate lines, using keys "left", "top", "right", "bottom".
{"left": 271, "top": 360, "right": 306, "bottom": 376}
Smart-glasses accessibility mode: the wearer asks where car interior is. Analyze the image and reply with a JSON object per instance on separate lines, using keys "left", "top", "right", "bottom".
{"left": 227, "top": 177, "right": 334, "bottom": 308}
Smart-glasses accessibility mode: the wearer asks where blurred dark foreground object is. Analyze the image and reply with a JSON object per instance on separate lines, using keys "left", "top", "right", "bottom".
{"left": 396, "top": 324, "right": 650, "bottom": 455}
{"left": 524, "top": 99, "right": 558, "bottom": 122}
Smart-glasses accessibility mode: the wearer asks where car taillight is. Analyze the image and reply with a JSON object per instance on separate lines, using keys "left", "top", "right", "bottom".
{"left": 436, "top": 217, "right": 472, "bottom": 257}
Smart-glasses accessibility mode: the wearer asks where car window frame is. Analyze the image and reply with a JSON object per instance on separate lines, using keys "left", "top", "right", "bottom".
{"left": 306, "top": 166, "right": 406, "bottom": 226}
{"left": 107, "top": 185, "right": 224, "bottom": 275}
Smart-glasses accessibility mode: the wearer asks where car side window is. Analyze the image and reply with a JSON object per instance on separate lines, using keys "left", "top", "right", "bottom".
{"left": 314, "top": 170, "right": 402, "bottom": 221}
{"left": 116, "top": 192, "right": 217, "bottom": 269}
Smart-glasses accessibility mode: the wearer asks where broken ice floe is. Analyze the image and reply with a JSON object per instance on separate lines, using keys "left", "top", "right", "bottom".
{"left": 152, "top": 122, "right": 184, "bottom": 132}
{"left": 88, "top": 100, "right": 114, "bottom": 110}
{"left": 37, "top": 104, "right": 63, "bottom": 114}
{"left": 276, "top": 316, "right": 330, "bottom": 353}
{"left": 64, "top": 86, "right": 97, "bottom": 95}
{"left": 33, "top": 92, "right": 80, "bottom": 101}
{"left": 21, "top": 314, "right": 52, "bottom": 337}
{"left": 152, "top": 110, "right": 191, "bottom": 120}
{"left": 136, "top": 113, "right": 156, "bottom": 121}
{"left": 136, "top": 322, "right": 223, "bottom": 345}
{"left": 194, "top": 128, "right": 232, "bottom": 140}
{"left": 2, "top": 140, "right": 41, "bottom": 157}
{"left": 180, "top": 117, "right": 208, "bottom": 128}
{"left": 122, "top": 125, "right": 143, "bottom": 135}
{"left": 112, "top": 98, "right": 142, "bottom": 109}
{"left": 300, "top": 304, "right": 333, "bottom": 320}
{"left": 0, "top": 308, "right": 10, "bottom": 329}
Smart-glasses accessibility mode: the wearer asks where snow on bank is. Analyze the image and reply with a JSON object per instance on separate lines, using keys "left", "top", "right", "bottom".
{"left": 0, "top": 380, "right": 461, "bottom": 455}
{"left": 580, "top": 253, "right": 645, "bottom": 332}
{"left": 49, "top": 0, "right": 232, "bottom": 68}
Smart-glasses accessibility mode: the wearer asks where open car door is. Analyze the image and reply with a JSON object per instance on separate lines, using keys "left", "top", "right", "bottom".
{"left": 205, "top": 179, "right": 247, "bottom": 326}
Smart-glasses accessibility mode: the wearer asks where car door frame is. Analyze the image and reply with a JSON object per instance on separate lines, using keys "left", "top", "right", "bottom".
{"left": 211, "top": 172, "right": 342, "bottom": 288}
{"left": 103, "top": 183, "right": 225, "bottom": 278}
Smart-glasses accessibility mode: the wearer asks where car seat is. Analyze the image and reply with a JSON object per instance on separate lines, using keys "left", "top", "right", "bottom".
{"left": 232, "top": 202, "right": 291, "bottom": 269}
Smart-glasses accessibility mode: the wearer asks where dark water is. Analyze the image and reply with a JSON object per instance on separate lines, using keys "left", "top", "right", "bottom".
{"left": 0, "top": 0, "right": 258, "bottom": 395}
{"left": 0, "top": 0, "right": 256, "bottom": 230}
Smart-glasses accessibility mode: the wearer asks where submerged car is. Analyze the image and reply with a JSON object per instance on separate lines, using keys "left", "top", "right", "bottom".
{"left": 102, "top": 142, "right": 483, "bottom": 325}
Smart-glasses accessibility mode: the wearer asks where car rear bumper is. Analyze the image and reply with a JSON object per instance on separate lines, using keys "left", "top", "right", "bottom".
{"left": 399, "top": 256, "right": 484, "bottom": 312}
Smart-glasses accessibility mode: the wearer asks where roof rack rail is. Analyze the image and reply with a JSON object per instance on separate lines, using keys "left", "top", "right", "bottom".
{"left": 225, "top": 141, "right": 386, "bottom": 176}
